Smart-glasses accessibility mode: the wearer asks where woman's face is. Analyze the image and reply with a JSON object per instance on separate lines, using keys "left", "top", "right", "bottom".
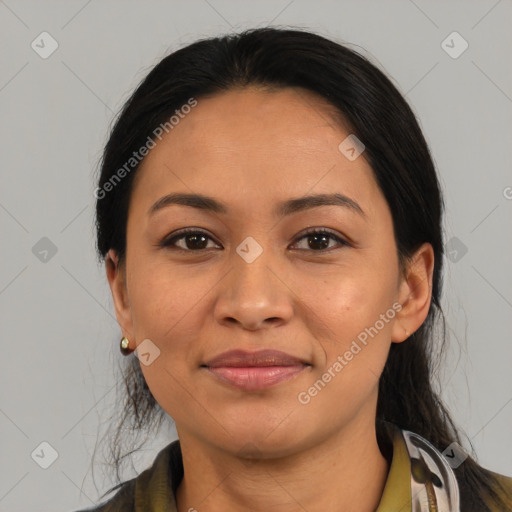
{"left": 107, "top": 87, "right": 433, "bottom": 458}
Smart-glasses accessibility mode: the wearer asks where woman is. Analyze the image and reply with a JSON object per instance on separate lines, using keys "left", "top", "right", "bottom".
{"left": 79, "top": 27, "right": 512, "bottom": 511}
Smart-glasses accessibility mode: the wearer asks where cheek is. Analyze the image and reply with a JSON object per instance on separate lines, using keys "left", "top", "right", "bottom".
{"left": 131, "top": 268, "right": 205, "bottom": 420}
{"left": 129, "top": 265, "right": 201, "bottom": 339}
{"left": 295, "top": 263, "right": 395, "bottom": 389}
{"left": 295, "top": 280, "right": 392, "bottom": 431}
{"left": 294, "top": 264, "right": 393, "bottom": 338}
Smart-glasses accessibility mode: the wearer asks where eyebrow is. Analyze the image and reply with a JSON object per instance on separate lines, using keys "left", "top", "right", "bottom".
{"left": 148, "top": 192, "right": 366, "bottom": 219}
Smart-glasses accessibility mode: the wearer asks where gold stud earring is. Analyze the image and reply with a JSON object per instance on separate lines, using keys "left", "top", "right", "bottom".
{"left": 120, "top": 336, "right": 134, "bottom": 356}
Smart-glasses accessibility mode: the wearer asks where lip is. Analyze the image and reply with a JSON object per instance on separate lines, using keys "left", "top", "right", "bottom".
{"left": 204, "top": 349, "right": 309, "bottom": 368}
{"left": 201, "top": 349, "right": 310, "bottom": 391}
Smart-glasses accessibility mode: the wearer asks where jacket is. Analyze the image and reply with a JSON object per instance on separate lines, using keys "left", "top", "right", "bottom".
{"left": 74, "top": 423, "right": 512, "bottom": 511}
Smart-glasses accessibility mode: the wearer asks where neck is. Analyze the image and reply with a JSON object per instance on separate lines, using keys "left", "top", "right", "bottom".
{"left": 175, "top": 415, "right": 390, "bottom": 512}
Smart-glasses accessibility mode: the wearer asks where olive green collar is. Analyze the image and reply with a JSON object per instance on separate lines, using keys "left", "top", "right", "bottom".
{"left": 376, "top": 424, "right": 412, "bottom": 511}
{"left": 133, "top": 424, "right": 454, "bottom": 512}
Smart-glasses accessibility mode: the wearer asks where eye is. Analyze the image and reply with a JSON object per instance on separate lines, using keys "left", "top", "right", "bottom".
{"left": 291, "top": 228, "right": 349, "bottom": 252}
{"left": 159, "top": 228, "right": 220, "bottom": 252}
{"left": 158, "top": 227, "right": 349, "bottom": 253}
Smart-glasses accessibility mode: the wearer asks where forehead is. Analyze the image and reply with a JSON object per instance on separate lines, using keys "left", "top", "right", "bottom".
{"left": 146, "top": 87, "right": 349, "bottom": 158}
{"left": 130, "top": 87, "right": 384, "bottom": 221}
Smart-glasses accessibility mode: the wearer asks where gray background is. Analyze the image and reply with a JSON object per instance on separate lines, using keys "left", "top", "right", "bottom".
{"left": 1, "top": 1, "right": 511, "bottom": 510}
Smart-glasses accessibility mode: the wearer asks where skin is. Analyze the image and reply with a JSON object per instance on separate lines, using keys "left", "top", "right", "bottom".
{"left": 106, "top": 86, "right": 434, "bottom": 512}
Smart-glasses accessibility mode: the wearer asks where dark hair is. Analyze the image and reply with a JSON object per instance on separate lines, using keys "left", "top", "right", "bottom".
{"left": 93, "top": 26, "right": 509, "bottom": 510}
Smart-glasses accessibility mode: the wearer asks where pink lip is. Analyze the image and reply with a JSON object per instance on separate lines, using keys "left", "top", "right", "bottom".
{"left": 202, "top": 349, "right": 310, "bottom": 391}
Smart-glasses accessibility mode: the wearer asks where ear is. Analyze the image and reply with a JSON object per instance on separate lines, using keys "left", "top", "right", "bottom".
{"left": 391, "top": 242, "right": 434, "bottom": 344}
{"left": 105, "top": 249, "right": 134, "bottom": 340}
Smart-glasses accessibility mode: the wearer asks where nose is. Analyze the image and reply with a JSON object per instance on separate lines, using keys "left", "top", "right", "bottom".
{"left": 213, "top": 244, "right": 294, "bottom": 332}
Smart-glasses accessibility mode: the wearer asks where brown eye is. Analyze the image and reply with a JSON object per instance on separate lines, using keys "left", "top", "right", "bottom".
{"left": 292, "top": 229, "right": 349, "bottom": 252}
{"left": 158, "top": 227, "right": 349, "bottom": 253}
{"left": 160, "top": 229, "right": 220, "bottom": 251}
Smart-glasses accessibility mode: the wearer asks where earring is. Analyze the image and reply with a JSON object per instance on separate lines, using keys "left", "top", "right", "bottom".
{"left": 405, "top": 329, "right": 410, "bottom": 339}
{"left": 120, "top": 336, "right": 134, "bottom": 356}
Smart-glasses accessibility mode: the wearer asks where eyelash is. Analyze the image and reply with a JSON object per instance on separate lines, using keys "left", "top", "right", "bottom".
{"left": 158, "top": 227, "right": 349, "bottom": 253}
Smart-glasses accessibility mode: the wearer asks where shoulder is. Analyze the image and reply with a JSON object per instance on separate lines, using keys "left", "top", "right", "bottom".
{"left": 70, "top": 440, "right": 181, "bottom": 512}
{"left": 71, "top": 479, "right": 136, "bottom": 512}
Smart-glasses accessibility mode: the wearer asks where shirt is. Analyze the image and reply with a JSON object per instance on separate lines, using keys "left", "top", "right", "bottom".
{"left": 75, "top": 423, "right": 512, "bottom": 512}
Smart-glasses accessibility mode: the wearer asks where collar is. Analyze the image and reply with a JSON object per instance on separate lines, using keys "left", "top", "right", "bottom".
{"left": 133, "top": 423, "right": 460, "bottom": 512}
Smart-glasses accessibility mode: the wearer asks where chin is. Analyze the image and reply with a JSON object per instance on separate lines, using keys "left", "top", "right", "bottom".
{"left": 214, "top": 418, "right": 311, "bottom": 457}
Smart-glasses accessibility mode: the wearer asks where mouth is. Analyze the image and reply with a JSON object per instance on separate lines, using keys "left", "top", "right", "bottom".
{"left": 201, "top": 349, "right": 311, "bottom": 391}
